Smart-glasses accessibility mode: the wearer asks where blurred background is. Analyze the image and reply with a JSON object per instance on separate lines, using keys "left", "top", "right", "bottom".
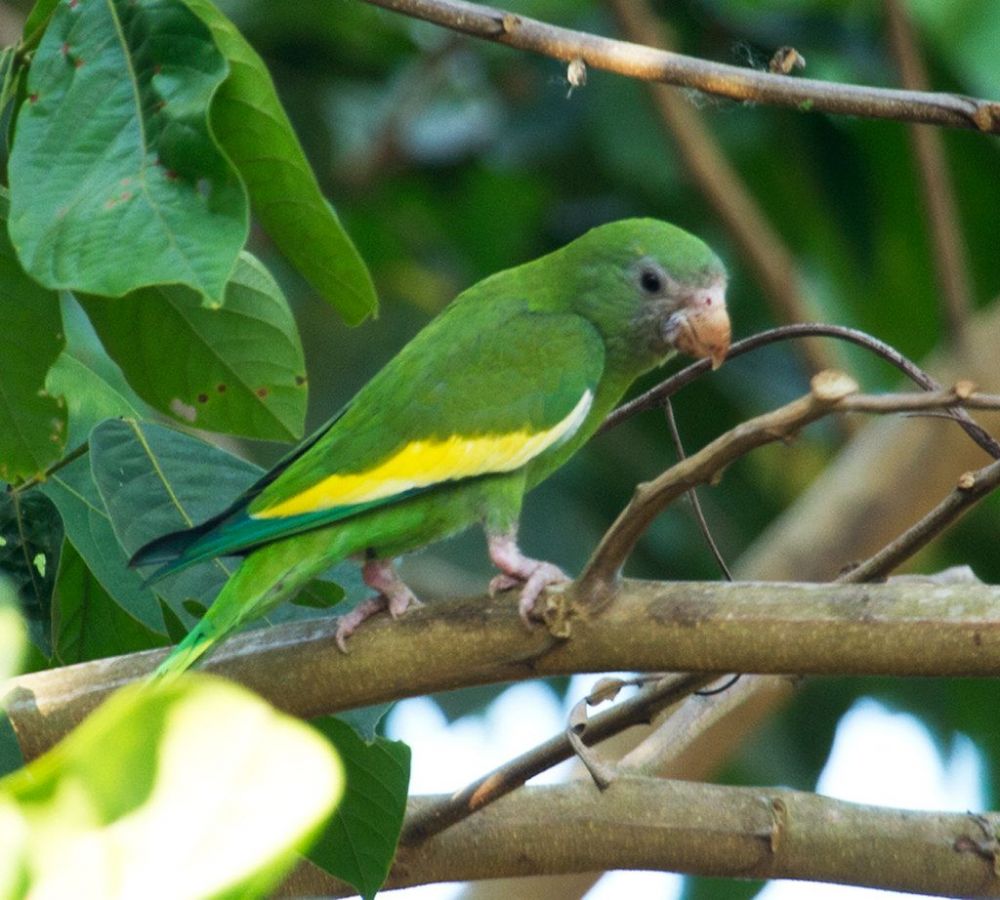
{"left": 6, "top": 0, "right": 998, "bottom": 895}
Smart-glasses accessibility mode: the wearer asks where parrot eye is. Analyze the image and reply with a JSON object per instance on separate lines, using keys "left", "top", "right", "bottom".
{"left": 639, "top": 267, "right": 663, "bottom": 295}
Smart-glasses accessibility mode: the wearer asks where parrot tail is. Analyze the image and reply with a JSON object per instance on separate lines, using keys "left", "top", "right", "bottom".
{"left": 150, "top": 524, "right": 352, "bottom": 681}
{"left": 153, "top": 618, "right": 220, "bottom": 681}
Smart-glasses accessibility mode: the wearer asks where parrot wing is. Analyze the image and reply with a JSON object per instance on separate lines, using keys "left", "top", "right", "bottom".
{"left": 132, "top": 300, "right": 605, "bottom": 577}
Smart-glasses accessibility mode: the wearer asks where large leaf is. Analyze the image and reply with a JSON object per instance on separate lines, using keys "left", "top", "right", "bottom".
{"left": 0, "top": 675, "right": 343, "bottom": 899}
{"left": 79, "top": 252, "right": 308, "bottom": 440}
{"left": 307, "top": 715, "right": 410, "bottom": 900}
{"left": 182, "top": 0, "right": 378, "bottom": 325}
{"left": 39, "top": 451, "right": 164, "bottom": 633}
{"left": 89, "top": 417, "right": 258, "bottom": 623}
{"left": 52, "top": 540, "right": 166, "bottom": 665}
{"left": 8, "top": 0, "right": 247, "bottom": 304}
{"left": 0, "top": 491, "right": 62, "bottom": 658}
{"left": 45, "top": 347, "right": 143, "bottom": 449}
{"left": 0, "top": 195, "right": 65, "bottom": 483}
{"left": 89, "top": 417, "right": 347, "bottom": 625}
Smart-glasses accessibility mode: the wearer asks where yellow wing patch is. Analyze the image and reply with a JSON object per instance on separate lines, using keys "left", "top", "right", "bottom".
{"left": 254, "top": 390, "right": 594, "bottom": 519}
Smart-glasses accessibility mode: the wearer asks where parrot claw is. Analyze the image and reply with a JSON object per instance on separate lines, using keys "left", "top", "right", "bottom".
{"left": 335, "top": 559, "right": 420, "bottom": 651}
{"left": 487, "top": 532, "right": 569, "bottom": 628}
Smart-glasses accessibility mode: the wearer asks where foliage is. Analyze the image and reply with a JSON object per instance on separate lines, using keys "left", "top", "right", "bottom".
{"left": 0, "top": 672, "right": 344, "bottom": 898}
{"left": 0, "top": 0, "right": 997, "bottom": 895}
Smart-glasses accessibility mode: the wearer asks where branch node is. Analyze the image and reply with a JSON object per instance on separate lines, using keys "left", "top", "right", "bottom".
{"left": 810, "top": 369, "right": 859, "bottom": 402}
{"left": 957, "top": 471, "right": 977, "bottom": 491}
{"left": 768, "top": 46, "right": 806, "bottom": 75}
{"left": 769, "top": 796, "right": 788, "bottom": 854}
{"left": 973, "top": 102, "right": 1000, "bottom": 132}
{"left": 500, "top": 12, "right": 519, "bottom": 33}
{"left": 954, "top": 379, "right": 977, "bottom": 400}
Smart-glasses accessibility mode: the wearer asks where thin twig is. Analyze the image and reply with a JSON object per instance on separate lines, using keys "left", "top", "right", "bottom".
{"left": 583, "top": 374, "right": 1000, "bottom": 595}
{"left": 839, "top": 457, "right": 1000, "bottom": 584}
{"left": 885, "top": 0, "right": 974, "bottom": 348}
{"left": 359, "top": 0, "right": 1000, "bottom": 132}
{"left": 8, "top": 441, "right": 89, "bottom": 494}
{"left": 664, "top": 400, "right": 733, "bottom": 580}
{"left": 600, "top": 323, "right": 1000, "bottom": 460}
{"left": 606, "top": 0, "right": 839, "bottom": 381}
{"left": 399, "top": 672, "right": 714, "bottom": 844}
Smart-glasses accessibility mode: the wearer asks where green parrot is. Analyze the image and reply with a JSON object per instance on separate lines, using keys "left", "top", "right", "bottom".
{"left": 132, "top": 218, "right": 730, "bottom": 678}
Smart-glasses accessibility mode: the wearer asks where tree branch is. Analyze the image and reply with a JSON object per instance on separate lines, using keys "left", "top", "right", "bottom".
{"left": 8, "top": 576, "right": 1000, "bottom": 759}
{"left": 885, "top": 0, "right": 975, "bottom": 348}
{"left": 400, "top": 671, "right": 716, "bottom": 843}
{"left": 283, "top": 777, "right": 1000, "bottom": 897}
{"left": 605, "top": 0, "right": 840, "bottom": 382}
{"left": 359, "top": 0, "right": 1000, "bottom": 133}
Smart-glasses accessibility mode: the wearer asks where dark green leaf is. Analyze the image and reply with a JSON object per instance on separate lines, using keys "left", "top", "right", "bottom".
{"left": 181, "top": 598, "right": 208, "bottom": 619}
{"left": 39, "top": 451, "right": 164, "bottom": 633}
{"left": 0, "top": 491, "right": 62, "bottom": 657}
{"left": 289, "top": 579, "right": 344, "bottom": 610}
{"left": 0, "top": 194, "right": 66, "bottom": 483}
{"left": 52, "top": 540, "right": 165, "bottom": 665}
{"left": 89, "top": 418, "right": 258, "bottom": 625}
{"left": 9, "top": 0, "right": 247, "bottom": 303}
{"left": 78, "top": 253, "right": 307, "bottom": 441}
{"left": 89, "top": 417, "right": 352, "bottom": 628}
{"left": 182, "top": 0, "right": 378, "bottom": 325}
{"left": 307, "top": 715, "right": 410, "bottom": 900}
{"left": 0, "top": 713, "right": 23, "bottom": 780}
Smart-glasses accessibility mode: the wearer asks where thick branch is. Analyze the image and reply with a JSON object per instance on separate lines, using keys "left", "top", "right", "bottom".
{"left": 284, "top": 777, "right": 1000, "bottom": 897}
{"left": 8, "top": 578, "right": 1000, "bottom": 759}
{"left": 360, "top": 0, "right": 1000, "bottom": 132}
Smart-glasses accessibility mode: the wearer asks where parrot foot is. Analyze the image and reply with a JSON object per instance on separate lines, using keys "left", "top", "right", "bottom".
{"left": 335, "top": 559, "right": 421, "bottom": 651}
{"left": 487, "top": 532, "right": 570, "bottom": 627}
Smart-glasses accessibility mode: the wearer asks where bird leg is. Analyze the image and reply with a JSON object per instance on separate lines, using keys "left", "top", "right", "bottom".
{"left": 487, "top": 532, "right": 570, "bottom": 626}
{"left": 335, "top": 558, "right": 420, "bottom": 651}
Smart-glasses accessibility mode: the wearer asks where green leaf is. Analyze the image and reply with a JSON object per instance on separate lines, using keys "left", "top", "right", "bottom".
{"left": 0, "top": 574, "right": 27, "bottom": 681}
{"left": 39, "top": 450, "right": 164, "bottom": 633}
{"left": 52, "top": 540, "right": 166, "bottom": 665}
{"left": 0, "top": 491, "right": 62, "bottom": 658}
{"left": 336, "top": 703, "right": 395, "bottom": 743}
{"left": 8, "top": 0, "right": 247, "bottom": 304}
{"left": 0, "top": 675, "right": 344, "bottom": 899}
{"left": 181, "top": 0, "right": 378, "bottom": 325}
{"left": 0, "top": 195, "right": 66, "bottom": 483}
{"left": 45, "top": 348, "right": 143, "bottom": 449}
{"left": 89, "top": 417, "right": 352, "bottom": 626}
{"left": 307, "top": 715, "right": 410, "bottom": 900}
{"left": 78, "top": 252, "right": 308, "bottom": 441}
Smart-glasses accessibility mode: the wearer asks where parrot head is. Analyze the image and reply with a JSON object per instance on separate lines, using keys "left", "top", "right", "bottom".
{"left": 563, "top": 218, "right": 731, "bottom": 372}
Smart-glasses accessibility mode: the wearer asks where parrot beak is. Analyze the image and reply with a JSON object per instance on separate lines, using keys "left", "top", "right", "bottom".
{"left": 664, "top": 279, "right": 731, "bottom": 370}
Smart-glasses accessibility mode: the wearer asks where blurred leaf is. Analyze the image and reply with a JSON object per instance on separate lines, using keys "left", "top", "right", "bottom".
{"left": 289, "top": 579, "right": 344, "bottom": 610}
{"left": 307, "top": 715, "right": 410, "bottom": 900}
{"left": 8, "top": 0, "right": 247, "bottom": 304}
{"left": 79, "top": 253, "right": 308, "bottom": 441}
{"left": 0, "top": 574, "right": 27, "bottom": 681}
{"left": 0, "top": 675, "right": 343, "bottom": 898}
{"left": 682, "top": 875, "right": 762, "bottom": 900}
{"left": 0, "top": 193, "right": 66, "bottom": 483}
{"left": 182, "top": 0, "right": 379, "bottom": 325}
{"left": 0, "top": 491, "right": 62, "bottom": 658}
{"left": 52, "top": 541, "right": 166, "bottom": 666}
{"left": 39, "top": 451, "right": 164, "bottom": 633}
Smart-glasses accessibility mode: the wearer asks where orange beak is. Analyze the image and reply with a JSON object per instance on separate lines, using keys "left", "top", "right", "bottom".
{"left": 669, "top": 281, "right": 731, "bottom": 370}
